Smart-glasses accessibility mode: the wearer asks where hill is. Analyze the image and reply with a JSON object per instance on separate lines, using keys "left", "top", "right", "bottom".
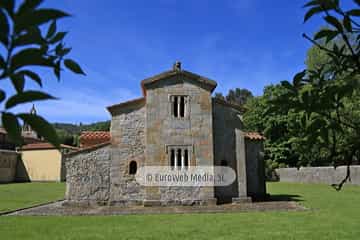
{"left": 53, "top": 121, "right": 110, "bottom": 146}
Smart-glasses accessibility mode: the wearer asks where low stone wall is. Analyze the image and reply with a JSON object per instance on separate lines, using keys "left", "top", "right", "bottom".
{"left": 276, "top": 166, "right": 360, "bottom": 185}
{"left": 65, "top": 144, "right": 111, "bottom": 204}
{"left": 0, "top": 150, "right": 19, "bottom": 183}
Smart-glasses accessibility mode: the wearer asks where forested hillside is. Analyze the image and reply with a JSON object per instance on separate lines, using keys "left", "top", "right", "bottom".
{"left": 53, "top": 121, "right": 110, "bottom": 146}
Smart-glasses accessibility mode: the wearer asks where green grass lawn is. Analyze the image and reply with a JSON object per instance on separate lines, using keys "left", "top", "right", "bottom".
{"left": 0, "top": 182, "right": 65, "bottom": 213}
{"left": 0, "top": 182, "right": 359, "bottom": 240}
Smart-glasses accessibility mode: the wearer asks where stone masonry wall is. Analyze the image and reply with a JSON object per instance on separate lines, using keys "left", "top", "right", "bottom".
{"left": 145, "top": 76, "right": 215, "bottom": 203}
{"left": 212, "top": 101, "right": 243, "bottom": 202}
{"left": 276, "top": 166, "right": 360, "bottom": 185}
{"left": 0, "top": 150, "right": 19, "bottom": 183}
{"left": 109, "top": 102, "right": 146, "bottom": 204}
{"left": 65, "top": 145, "right": 111, "bottom": 204}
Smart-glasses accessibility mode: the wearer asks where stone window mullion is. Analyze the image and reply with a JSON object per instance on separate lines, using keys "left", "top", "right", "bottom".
{"left": 168, "top": 146, "right": 192, "bottom": 170}
{"left": 174, "top": 148, "right": 178, "bottom": 170}
{"left": 181, "top": 148, "right": 185, "bottom": 170}
{"left": 177, "top": 96, "right": 181, "bottom": 118}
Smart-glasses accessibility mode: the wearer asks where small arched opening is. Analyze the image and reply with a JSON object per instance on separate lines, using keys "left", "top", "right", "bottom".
{"left": 129, "top": 161, "right": 137, "bottom": 175}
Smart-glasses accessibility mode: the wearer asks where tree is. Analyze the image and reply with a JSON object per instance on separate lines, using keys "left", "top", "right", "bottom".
{"left": 215, "top": 88, "right": 253, "bottom": 105}
{"left": 0, "top": 0, "right": 85, "bottom": 147}
{"left": 243, "top": 85, "right": 300, "bottom": 169}
{"left": 269, "top": 0, "right": 360, "bottom": 190}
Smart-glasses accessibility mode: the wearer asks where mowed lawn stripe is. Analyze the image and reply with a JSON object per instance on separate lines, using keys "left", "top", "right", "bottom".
{"left": 0, "top": 182, "right": 65, "bottom": 213}
{"left": 0, "top": 182, "right": 359, "bottom": 239}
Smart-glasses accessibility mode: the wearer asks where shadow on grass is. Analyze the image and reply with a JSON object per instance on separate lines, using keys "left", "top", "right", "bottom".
{"left": 266, "top": 194, "right": 303, "bottom": 202}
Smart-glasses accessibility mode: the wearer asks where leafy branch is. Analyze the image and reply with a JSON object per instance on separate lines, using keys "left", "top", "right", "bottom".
{"left": 0, "top": 0, "right": 85, "bottom": 147}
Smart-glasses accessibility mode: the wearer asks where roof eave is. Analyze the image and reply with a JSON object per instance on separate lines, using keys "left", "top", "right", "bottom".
{"left": 140, "top": 70, "right": 217, "bottom": 96}
{"left": 106, "top": 97, "right": 145, "bottom": 115}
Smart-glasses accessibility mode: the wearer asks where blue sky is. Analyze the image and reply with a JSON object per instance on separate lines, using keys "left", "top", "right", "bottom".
{"left": 2, "top": 0, "right": 354, "bottom": 123}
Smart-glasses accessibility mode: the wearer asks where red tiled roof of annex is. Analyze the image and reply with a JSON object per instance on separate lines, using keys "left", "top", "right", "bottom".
{"left": 245, "top": 132, "right": 265, "bottom": 141}
{"left": 79, "top": 131, "right": 111, "bottom": 148}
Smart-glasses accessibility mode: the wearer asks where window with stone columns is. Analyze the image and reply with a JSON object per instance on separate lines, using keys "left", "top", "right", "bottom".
{"left": 167, "top": 145, "right": 191, "bottom": 170}
{"left": 170, "top": 95, "right": 189, "bottom": 118}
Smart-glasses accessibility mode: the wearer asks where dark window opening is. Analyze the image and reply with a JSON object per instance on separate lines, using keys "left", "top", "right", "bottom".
{"left": 170, "top": 149, "right": 175, "bottom": 168}
{"left": 177, "top": 149, "right": 182, "bottom": 167}
{"left": 174, "top": 97, "right": 178, "bottom": 117}
{"left": 172, "top": 96, "right": 187, "bottom": 118}
{"left": 129, "top": 161, "right": 137, "bottom": 175}
{"left": 184, "top": 149, "right": 189, "bottom": 168}
{"left": 180, "top": 96, "right": 185, "bottom": 117}
{"left": 221, "top": 160, "right": 228, "bottom": 166}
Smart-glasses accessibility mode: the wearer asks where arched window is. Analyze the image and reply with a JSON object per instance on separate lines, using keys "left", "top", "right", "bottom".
{"left": 129, "top": 161, "right": 137, "bottom": 175}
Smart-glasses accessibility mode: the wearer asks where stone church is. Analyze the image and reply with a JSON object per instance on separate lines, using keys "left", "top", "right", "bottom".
{"left": 65, "top": 62, "right": 266, "bottom": 206}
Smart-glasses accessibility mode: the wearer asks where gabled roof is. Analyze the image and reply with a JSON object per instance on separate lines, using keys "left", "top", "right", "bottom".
{"left": 140, "top": 69, "right": 217, "bottom": 96}
{"left": 107, "top": 97, "right": 145, "bottom": 114}
{"left": 106, "top": 65, "right": 218, "bottom": 114}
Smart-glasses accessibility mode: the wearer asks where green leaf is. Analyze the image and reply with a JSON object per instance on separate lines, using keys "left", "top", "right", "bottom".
{"left": 304, "top": 7, "right": 322, "bottom": 22}
{"left": 293, "top": 70, "right": 306, "bottom": 87}
{"left": 280, "top": 81, "right": 295, "bottom": 91}
{"left": 54, "top": 61, "right": 60, "bottom": 80}
{"left": 55, "top": 44, "right": 71, "bottom": 56}
{"left": 10, "top": 73, "right": 25, "bottom": 93}
{"left": 17, "top": 70, "right": 42, "bottom": 87}
{"left": 13, "top": 26, "right": 44, "bottom": 47}
{"left": 15, "top": 9, "right": 70, "bottom": 33}
{"left": 314, "top": 29, "right": 338, "bottom": 41}
{"left": 49, "top": 31, "right": 67, "bottom": 44}
{"left": 303, "top": 0, "right": 319, "bottom": 7}
{"left": 0, "top": 1, "right": 15, "bottom": 16}
{"left": 64, "top": 59, "right": 85, "bottom": 75}
{"left": 0, "top": 89, "right": 5, "bottom": 102}
{"left": 17, "top": 0, "right": 43, "bottom": 15}
{"left": 2, "top": 112, "right": 22, "bottom": 145}
{"left": 0, "top": 9, "right": 9, "bottom": 46}
{"left": 347, "top": 9, "right": 360, "bottom": 16}
{"left": 343, "top": 15, "right": 352, "bottom": 32}
{"left": 324, "top": 16, "right": 343, "bottom": 32}
{"left": 46, "top": 20, "right": 56, "bottom": 39}
{"left": 5, "top": 91, "right": 56, "bottom": 109}
{"left": 0, "top": 55, "right": 5, "bottom": 68}
{"left": 18, "top": 113, "right": 60, "bottom": 148}
{"left": 10, "top": 48, "right": 54, "bottom": 71}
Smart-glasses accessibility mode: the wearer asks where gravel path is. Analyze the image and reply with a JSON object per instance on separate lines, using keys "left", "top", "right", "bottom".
{"left": 5, "top": 201, "right": 306, "bottom": 216}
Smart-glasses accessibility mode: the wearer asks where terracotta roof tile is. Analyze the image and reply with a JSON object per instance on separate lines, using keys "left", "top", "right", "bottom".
{"left": 79, "top": 131, "right": 111, "bottom": 148}
{"left": 245, "top": 132, "right": 266, "bottom": 141}
{"left": 80, "top": 131, "right": 110, "bottom": 140}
